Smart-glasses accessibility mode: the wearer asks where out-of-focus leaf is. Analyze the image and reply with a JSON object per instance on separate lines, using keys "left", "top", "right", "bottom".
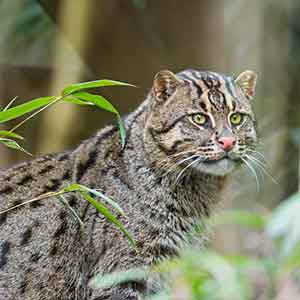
{"left": 132, "top": 0, "right": 146, "bottom": 10}
{"left": 62, "top": 79, "right": 135, "bottom": 96}
{"left": 90, "top": 267, "right": 148, "bottom": 289}
{"left": 210, "top": 210, "right": 267, "bottom": 231}
{"left": 73, "top": 92, "right": 119, "bottom": 114}
{"left": 290, "top": 127, "right": 300, "bottom": 146}
{"left": 178, "top": 250, "right": 250, "bottom": 300}
{"left": 0, "top": 138, "right": 31, "bottom": 155}
{"left": 0, "top": 96, "right": 56, "bottom": 123}
{"left": 267, "top": 192, "right": 300, "bottom": 257}
{"left": 0, "top": 130, "right": 23, "bottom": 140}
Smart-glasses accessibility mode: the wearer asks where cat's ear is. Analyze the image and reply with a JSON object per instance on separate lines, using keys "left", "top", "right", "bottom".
{"left": 235, "top": 70, "right": 257, "bottom": 100}
{"left": 153, "top": 70, "right": 180, "bottom": 103}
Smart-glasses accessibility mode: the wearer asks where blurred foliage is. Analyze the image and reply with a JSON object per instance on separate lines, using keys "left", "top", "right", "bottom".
{"left": 0, "top": 0, "right": 54, "bottom": 65}
{"left": 93, "top": 196, "right": 300, "bottom": 300}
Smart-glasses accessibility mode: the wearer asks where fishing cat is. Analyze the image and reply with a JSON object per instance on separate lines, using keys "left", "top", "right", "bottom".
{"left": 0, "top": 69, "right": 257, "bottom": 299}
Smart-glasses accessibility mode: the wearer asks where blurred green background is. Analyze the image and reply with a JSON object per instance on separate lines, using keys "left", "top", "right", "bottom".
{"left": 0, "top": 1, "right": 299, "bottom": 299}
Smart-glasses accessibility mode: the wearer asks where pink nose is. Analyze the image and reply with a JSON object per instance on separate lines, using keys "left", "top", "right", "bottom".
{"left": 218, "top": 137, "right": 236, "bottom": 151}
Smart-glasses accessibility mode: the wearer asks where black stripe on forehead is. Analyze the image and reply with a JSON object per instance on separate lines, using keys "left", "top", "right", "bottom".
{"left": 179, "top": 73, "right": 203, "bottom": 98}
{"left": 207, "top": 72, "right": 222, "bottom": 88}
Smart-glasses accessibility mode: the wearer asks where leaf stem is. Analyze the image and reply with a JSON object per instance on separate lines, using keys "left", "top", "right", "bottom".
{"left": 8, "top": 95, "right": 63, "bottom": 134}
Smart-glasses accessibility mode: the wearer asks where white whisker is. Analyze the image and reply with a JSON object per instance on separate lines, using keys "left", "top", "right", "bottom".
{"left": 174, "top": 157, "right": 203, "bottom": 185}
{"left": 241, "top": 156, "right": 260, "bottom": 193}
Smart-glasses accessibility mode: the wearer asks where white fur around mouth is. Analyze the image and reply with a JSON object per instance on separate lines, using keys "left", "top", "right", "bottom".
{"left": 193, "top": 157, "right": 238, "bottom": 176}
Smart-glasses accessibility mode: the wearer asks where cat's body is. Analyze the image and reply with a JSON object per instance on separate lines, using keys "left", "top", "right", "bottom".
{"left": 0, "top": 69, "right": 257, "bottom": 300}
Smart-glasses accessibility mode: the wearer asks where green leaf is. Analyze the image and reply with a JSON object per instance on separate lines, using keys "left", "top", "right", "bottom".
{"left": 80, "top": 186, "right": 125, "bottom": 216}
{"left": 63, "top": 96, "right": 94, "bottom": 106}
{"left": 210, "top": 210, "right": 267, "bottom": 231}
{"left": 0, "top": 130, "right": 23, "bottom": 140}
{"left": 0, "top": 96, "right": 56, "bottom": 123}
{"left": 65, "top": 183, "right": 125, "bottom": 216}
{"left": 0, "top": 138, "right": 31, "bottom": 155}
{"left": 117, "top": 116, "right": 126, "bottom": 148}
{"left": 59, "top": 195, "right": 84, "bottom": 228}
{"left": 3, "top": 96, "right": 18, "bottom": 111}
{"left": 62, "top": 79, "right": 135, "bottom": 96}
{"left": 73, "top": 92, "right": 119, "bottom": 114}
{"left": 80, "top": 191, "right": 136, "bottom": 247}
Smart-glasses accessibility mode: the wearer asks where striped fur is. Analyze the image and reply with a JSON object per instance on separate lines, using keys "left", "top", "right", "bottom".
{"left": 0, "top": 69, "right": 257, "bottom": 300}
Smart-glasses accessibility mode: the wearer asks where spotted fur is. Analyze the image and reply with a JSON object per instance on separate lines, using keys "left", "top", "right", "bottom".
{"left": 0, "top": 69, "right": 257, "bottom": 299}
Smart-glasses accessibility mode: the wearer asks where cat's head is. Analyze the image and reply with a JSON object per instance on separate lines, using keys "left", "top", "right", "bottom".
{"left": 144, "top": 69, "right": 257, "bottom": 177}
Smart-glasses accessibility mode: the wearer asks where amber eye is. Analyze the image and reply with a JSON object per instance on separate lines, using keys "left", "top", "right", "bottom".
{"left": 230, "top": 113, "right": 243, "bottom": 125}
{"left": 192, "top": 113, "right": 208, "bottom": 126}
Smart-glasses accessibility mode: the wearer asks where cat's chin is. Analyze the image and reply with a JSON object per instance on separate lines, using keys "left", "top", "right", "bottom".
{"left": 193, "top": 157, "right": 239, "bottom": 177}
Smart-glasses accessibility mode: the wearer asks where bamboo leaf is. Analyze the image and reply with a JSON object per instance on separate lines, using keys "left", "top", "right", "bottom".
{"left": 62, "top": 79, "right": 135, "bottom": 96}
{"left": 80, "top": 191, "right": 135, "bottom": 247}
{"left": 74, "top": 184, "right": 125, "bottom": 216}
{"left": 0, "top": 130, "right": 23, "bottom": 140}
{"left": 0, "top": 96, "right": 56, "bottom": 123}
{"left": 3, "top": 96, "right": 18, "bottom": 111}
{"left": 59, "top": 195, "right": 84, "bottom": 228}
{"left": 117, "top": 116, "right": 126, "bottom": 148}
{"left": 0, "top": 138, "right": 31, "bottom": 155}
{"left": 73, "top": 92, "right": 119, "bottom": 114}
{"left": 63, "top": 96, "right": 94, "bottom": 106}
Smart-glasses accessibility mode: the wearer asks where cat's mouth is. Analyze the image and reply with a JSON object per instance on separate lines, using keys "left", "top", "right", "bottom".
{"left": 193, "top": 153, "right": 241, "bottom": 176}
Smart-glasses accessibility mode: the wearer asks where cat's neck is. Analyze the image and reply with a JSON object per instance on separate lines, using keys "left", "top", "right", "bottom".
{"left": 123, "top": 103, "right": 226, "bottom": 219}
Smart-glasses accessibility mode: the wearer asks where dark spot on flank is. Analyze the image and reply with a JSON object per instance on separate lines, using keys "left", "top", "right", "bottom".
{"left": 53, "top": 221, "right": 67, "bottom": 238}
{"left": 43, "top": 178, "right": 61, "bottom": 192}
{"left": 49, "top": 244, "right": 58, "bottom": 256}
{"left": 38, "top": 165, "right": 55, "bottom": 175}
{"left": 68, "top": 195, "right": 77, "bottom": 207}
{"left": 76, "top": 149, "right": 98, "bottom": 182}
{"left": 0, "top": 212, "right": 7, "bottom": 226}
{"left": 20, "top": 268, "right": 32, "bottom": 294}
{"left": 12, "top": 199, "right": 22, "bottom": 207}
{"left": 58, "top": 153, "right": 69, "bottom": 161}
{"left": 0, "top": 186, "right": 13, "bottom": 195}
{"left": 16, "top": 174, "right": 34, "bottom": 185}
{"left": 0, "top": 240, "right": 11, "bottom": 269}
{"left": 20, "top": 227, "right": 32, "bottom": 245}
{"left": 30, "top": 201, "right": 43, "bottom": 208}
{"left": 59, "top": 210, "right": 67, "bottom": 220}
{"left": 62, "top": 170, "right": 71, "bottom": 181}
{"left": 19, "top": 280, "right": 27, "bottom": 294}
{"left": 30, "top": 252, "right": 41, "bottom": 262}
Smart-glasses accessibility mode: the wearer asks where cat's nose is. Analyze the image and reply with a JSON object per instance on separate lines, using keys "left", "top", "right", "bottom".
{"left": 218, "top": 137, "right": 236, "bottom": 152}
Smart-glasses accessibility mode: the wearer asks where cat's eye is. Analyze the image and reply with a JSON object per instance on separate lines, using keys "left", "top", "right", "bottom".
{"left": 230, "top": 113, "right": 243, "bottom": 126}
{"left": 192, "top": 113, "right": 208, "bottom": 126}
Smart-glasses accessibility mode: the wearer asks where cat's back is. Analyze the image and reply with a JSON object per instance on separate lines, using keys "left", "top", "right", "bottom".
{"left": 0, "top": 152, "right": 85, "bottom": 300}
